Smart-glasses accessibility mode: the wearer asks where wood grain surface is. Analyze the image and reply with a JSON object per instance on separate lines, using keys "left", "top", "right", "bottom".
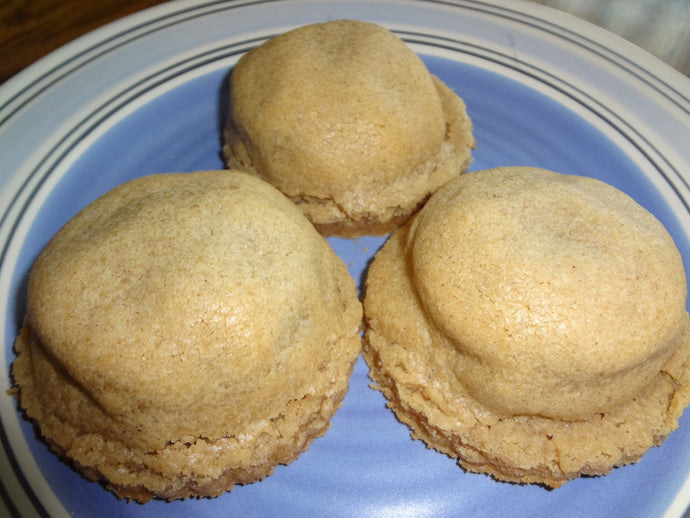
{"left": 0, "top": 0, "right": 168, "bottom": 84}
{"left": 1, "top": 0, "right": 689, "bottom": 84}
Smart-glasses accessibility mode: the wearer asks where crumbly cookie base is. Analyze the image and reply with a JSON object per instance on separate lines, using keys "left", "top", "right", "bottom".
{"left": 12, "top": 322, "right": 355, "bottom": 502}
{"left": 304, "top": 198, "right": 426, "bottom": 239}
{"left": 362, "top": 228, "right": 690, "bottom": 488}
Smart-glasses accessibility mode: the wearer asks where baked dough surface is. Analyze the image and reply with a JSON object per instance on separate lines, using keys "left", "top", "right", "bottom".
{"left": 13, "top": 171, "right": 362, "bottom": 501}
{"left": 363, "top": 167, "right": 690, "bottom": 486}
{"left": 223, "top": 19, "right": 474, "bottom": 237}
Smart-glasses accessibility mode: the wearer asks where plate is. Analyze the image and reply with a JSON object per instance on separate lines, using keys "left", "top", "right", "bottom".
{"left": 2, "top": 1, "right": 690, "bottom": 516}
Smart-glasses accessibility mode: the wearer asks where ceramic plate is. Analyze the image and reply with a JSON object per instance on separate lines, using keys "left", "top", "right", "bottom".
{"left": 1, "top": 1, "right": 690, "bottom": 516}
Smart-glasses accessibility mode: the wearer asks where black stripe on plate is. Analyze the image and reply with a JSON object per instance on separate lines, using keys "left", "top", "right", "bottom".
{"left": 428, "top": 0, "right": 690, "bottom": 110}
{"left": 0, "top": 420, "right": 49, "bottom": 518}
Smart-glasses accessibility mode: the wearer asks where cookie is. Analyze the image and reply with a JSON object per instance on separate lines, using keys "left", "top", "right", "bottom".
{"left": 223, "top": 19, "right": 474, "bottom": 237}
{"left": 363, "top": 166, "right": 690, "bottom": 487}
{"left": 12, "top": 171, "right": 362, "bottom": 501}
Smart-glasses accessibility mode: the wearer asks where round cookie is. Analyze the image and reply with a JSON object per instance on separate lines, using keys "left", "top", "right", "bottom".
{"left": 223, "top": 19, "right": 474, "bottom": 238}
{"left": 12, "top": 171, "right": 362, "bottom": 501}
{"left": 363, "top": 167, "right": 690, "bottom": 487}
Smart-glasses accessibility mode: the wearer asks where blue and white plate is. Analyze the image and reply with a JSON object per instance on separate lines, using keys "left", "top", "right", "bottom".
{"left": 1, "top": 1, "right": 690, "bottom": 516}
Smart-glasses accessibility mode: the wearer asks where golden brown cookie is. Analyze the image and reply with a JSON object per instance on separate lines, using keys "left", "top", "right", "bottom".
{"left": 223, "top": 19, "right": 474, "bottom": 238}
{"left": 363, "top": 166, "right": 690, "bottom": 487}
{"left": 12, "top": 171, "right": 362, "bottom": 501}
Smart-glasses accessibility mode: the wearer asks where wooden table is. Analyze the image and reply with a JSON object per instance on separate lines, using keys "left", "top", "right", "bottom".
{"left": 1, "top": 0, "right": 689, "bottom": 84}
{"left": 0, "top": 0, "right": 169, "bottom": 84}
